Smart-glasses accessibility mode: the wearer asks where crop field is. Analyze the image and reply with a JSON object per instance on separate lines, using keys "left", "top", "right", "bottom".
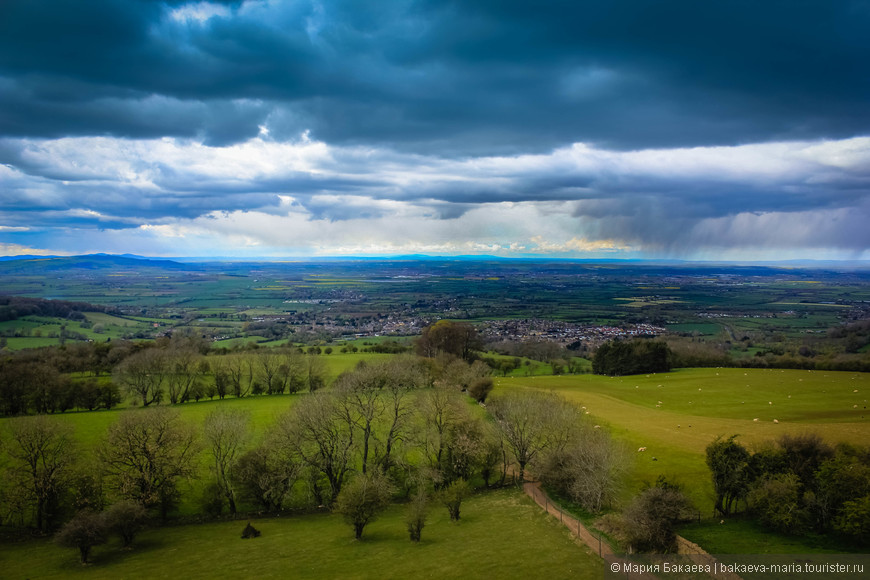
{"left": 496, "top": 368, "right": 870, "bottom": 511}
{"left": 0, "top": 488, "right": 600, "bottom": 580}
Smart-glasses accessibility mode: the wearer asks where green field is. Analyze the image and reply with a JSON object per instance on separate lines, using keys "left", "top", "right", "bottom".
{"left": 496, "top": 369, "right": 870, "bottom": 508}
{"left": 0, "top": 488, "right": 600, "bottom": 580}
{"left": 495, "top": 368, "right": 870, "bottom": 553}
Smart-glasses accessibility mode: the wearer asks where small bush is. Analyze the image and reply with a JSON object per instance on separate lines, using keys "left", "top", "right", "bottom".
{"left": 334, "top": 472, "right": 394, "bottom": 540}
{"left": 55, "top": 509, "right": 108, "bottom": 564}
{"left": 439, "top": 478, "right": 470, "bottom": 522}
{"left": 620, "top": 478, "right": 694, "bottom": 553}
{"left": 104, "top": 499, "right": 149, "bottom": 548}
{"left": 406, "top": 490, "right": 429, "bottom": 542}
{"left": 468, "top": 377, "right": 494, "bottom": 403}
{"left": 747, "top": 473, "right": 810, "bottom": 535}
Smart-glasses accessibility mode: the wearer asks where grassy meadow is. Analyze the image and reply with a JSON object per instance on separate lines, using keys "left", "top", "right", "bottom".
{"left": 4, "top": 364, "right": 870, "bottom": 568}
{"left": 495, "top": 368, "right": 870, "bottom": 553}
{"left": 496, "top": 368, "right": 870, "bottom": 510}
{"left": 0, "top": 488, "right": 600, "bottom": 580}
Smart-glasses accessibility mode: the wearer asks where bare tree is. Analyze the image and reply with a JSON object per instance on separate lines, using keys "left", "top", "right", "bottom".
{"left": 304, "top": 354, "right": 327, "bottom": 393}
{"left": 335, "top": 370, "right": 383, "bottom": 475}
{"left": 538, "top": 424, "right": 628, "bottom": 512}
{"left": 165, "top": 349, "right": 205, "bottom": 404}
{"left": 5, "top": 415, "right": 76, "bottom": 532}
{"left": 203, "top": 408, "right": 250, "bottom": 514}
{"left": 257, "top": 351, "right": 284, "bottom": 395}
{"left": 281, "top": 349, "right": 306, "bottom": 394}
{"left": 274, "top": 392, "right": 356, "bottom": 505}
{"left": 112, "top": 348, "right": 168, "bottom": 407}
{"left": 372, "top": 357, "right": 426, "bottom": 473}
{"left": 487, "top": 390, "right": 579, "bottom": 482}
{"left": 414, "top": 386, "right": 464, "bottom": 485}
{"left": 99, "top": 407, "right": 199, "bottom": 519}
{"left": 233, "top": 441, "right": 301, "bottom": 511}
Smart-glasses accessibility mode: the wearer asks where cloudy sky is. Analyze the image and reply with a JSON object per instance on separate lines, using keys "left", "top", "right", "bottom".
{"left": 1, "top": 0, "right": 869, "bottom": 260}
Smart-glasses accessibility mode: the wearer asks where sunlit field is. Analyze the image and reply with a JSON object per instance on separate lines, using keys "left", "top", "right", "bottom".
{"left": 496, "top": 368, "right": 870, "bottom": 510}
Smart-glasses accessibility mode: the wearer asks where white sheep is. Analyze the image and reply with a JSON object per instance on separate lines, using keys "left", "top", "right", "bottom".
{"left": 773, "top": 419, "right": 779, "bottom": 424}
{"left": 637, "top": 447, "right": 647, "bottom": 452}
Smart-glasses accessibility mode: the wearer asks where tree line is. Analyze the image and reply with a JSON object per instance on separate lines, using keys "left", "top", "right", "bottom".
{"left": 0, "top": 296, "right": 119, "bottom": 323}
{"left": 0, "top": 355, "right": 627, "bottom": 564}
{"left": 0, "top": 335, "right": 333, "bottom": 417}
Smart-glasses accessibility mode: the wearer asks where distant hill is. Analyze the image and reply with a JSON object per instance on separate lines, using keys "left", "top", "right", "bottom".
{"left": 0, "top": 253, "right": 193, "bottom": 274}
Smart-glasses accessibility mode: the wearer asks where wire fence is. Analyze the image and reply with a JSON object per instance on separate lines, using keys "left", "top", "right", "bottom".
{"left": 521, "top": 480, "right": 613, "bottom": 557}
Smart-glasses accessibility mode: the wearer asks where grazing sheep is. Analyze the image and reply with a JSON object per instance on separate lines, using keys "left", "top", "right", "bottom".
{"left": 753, "top": 418, "right": 759, "bottom": 422}
{"left": 638, "top": 447, "right": 647, "bottom": 452}
{"left": 773, "top": 419, "right": 779, "bottom": 424}
{"left": 593, "top": 425, "right": 601, "bottom": 429}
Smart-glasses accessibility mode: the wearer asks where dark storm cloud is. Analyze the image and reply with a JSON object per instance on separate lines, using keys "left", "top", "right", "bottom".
{"left": 1, "top": 0, "right": 869, "bottom": 152}
{"left": 1, "top": 0, "right": 869, "bottom": 258}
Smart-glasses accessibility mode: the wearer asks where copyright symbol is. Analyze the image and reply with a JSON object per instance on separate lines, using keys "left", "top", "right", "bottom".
{"left": 610, "top": 563, "right": 621, "bottom": 573}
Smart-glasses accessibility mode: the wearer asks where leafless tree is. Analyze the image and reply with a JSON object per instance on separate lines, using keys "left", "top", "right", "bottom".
{"left": 538, "top": 423, "right": 628, "bottom": 512}
{"left": 165, "top": 349, "right": 206, "bottom": 404}
{"left": 5, "top": 415, "right": 76, "bottom": 531}
{"left": 99, "top": 407, "right": 199, "bottom": 519}
{"left": 112, "top": 348, "right": 168, "bottom": 407}
{"left": 233, "top": 441, "right": 301, "bottom": 511}
{"left": 273, "top": 392, "right": 356, "bottom": 505}
{"left": 487, "top": 390, "right": 579, "bottom": 482}
{"left": 203, "top": 408, "right": 250, "bottom": 514}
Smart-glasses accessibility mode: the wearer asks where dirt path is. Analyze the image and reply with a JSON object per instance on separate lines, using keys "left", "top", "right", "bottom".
{"left": 521, "top": 479, "right": 613, "bottom": 557}
{"left": 521, "top": 480, "right": 743, "bottom": 580}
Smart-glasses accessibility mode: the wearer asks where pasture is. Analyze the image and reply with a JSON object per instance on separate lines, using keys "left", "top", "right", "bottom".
{"left": 0, "top": 488, "right": 600, "bottom": 580}
{"left": 495, "top": 368, "right": 870, "bottom": 511}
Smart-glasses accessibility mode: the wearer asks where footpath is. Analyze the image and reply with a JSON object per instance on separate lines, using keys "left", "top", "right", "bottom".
{"left": 521, "top": 480, "right": 742, "bottom": 580}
